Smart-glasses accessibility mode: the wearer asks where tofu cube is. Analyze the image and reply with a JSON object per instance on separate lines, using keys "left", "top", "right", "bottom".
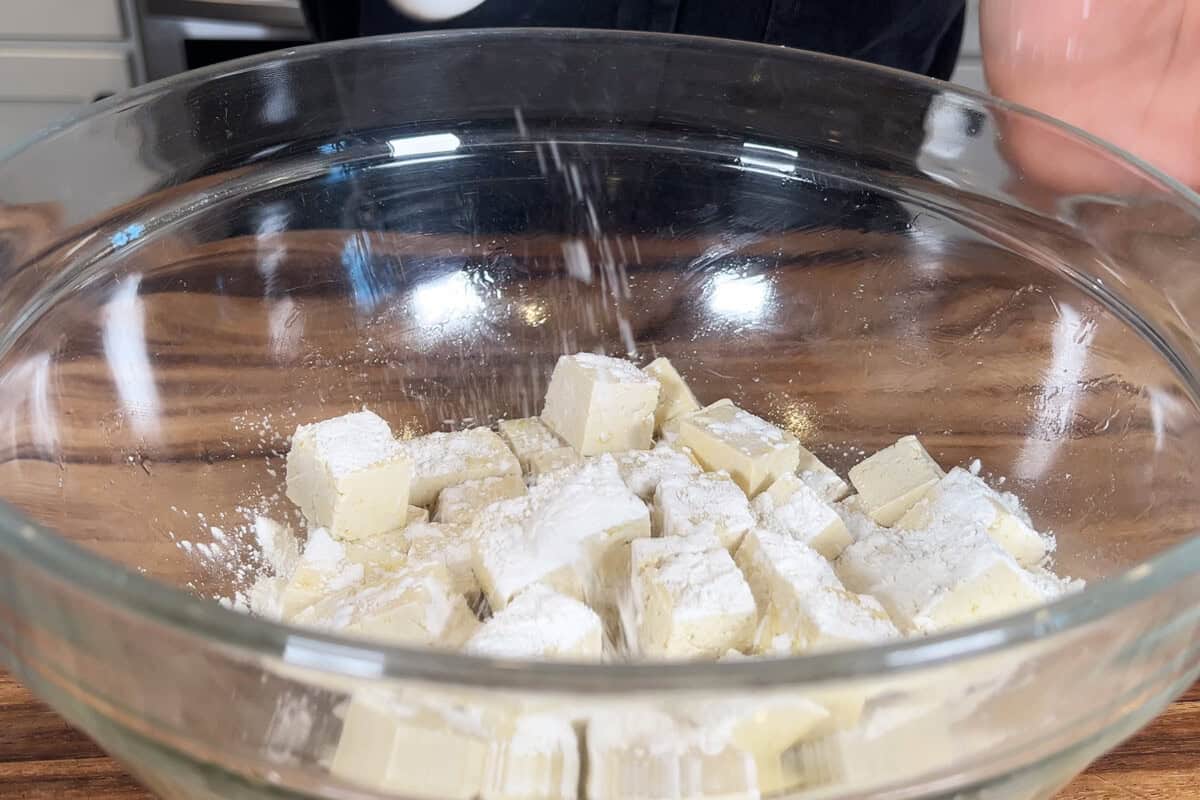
{"left": 753, "top": 473, "right": 852, "bottom": 560}
{"left": 643, "top": 356, "right": 701, "bottom": 432}
{"left": 338, "top": 504, "right": 435, "bottom": 574}
{"left": 631, "top": 536, "right": 757, "bottom": 660}
{"left": 465, "top": 584, "right": 603, "bottom": 660}
{"left": 836, "top": 524, "right": 1047, "bottom": 634}
{"left": 525, "top": 446, "right": 583, "bottom": 481}
{"left": 613, "top": 442, "right": 702, "bottom": 501}
{"left": 277, "top": 528, "right": 365, "bottom": 618}
{"left": 677, "top": 401, "right": 800, "bottom": 497}
{"left": 796, "top": 445, "right": 851, "bottom": 502}
{"left": 540, "top": 353, "right": 660, "bottom": 455}
{"left": 285, "top": 410, "right": 412, "bottom": 540}
{"left": 735, "top": 530, "right": 898, "bottom": 654}
{"left": 681, "top": 699, "right": 832, "bottom": 796}
{"left": 292, "top": 562, "right": 479, "bottom": 647}
{"left": 484, "top": 713, "right": 581, "bottom": 800}
{"left": 404, "top": 427, "right": 522, "bottom": 508}
{"left": 330, "top": 693, "right": 497, "bottom": 799}
{"left": 652, "top": 471, "right": 755, "bottom": 550}
{"left": 473, "top": 456, "right": 650, "bottom": 609}
{"left": 497, "top": 416, "right": 566, "bottom": 471}
{"left": 402, "top": 521, "right": 477, "bottom": 596}
{"left": 847, "top": 435, "right": 945, "bottom": 526}
{"left": 586, "top": 710, "right": 759, "bottom": 800}
{"left": 896, "top": 467, "right": 1047, "bottom": 567}
{"left": 434, "top": 473, "right": 527, "bottom": 525}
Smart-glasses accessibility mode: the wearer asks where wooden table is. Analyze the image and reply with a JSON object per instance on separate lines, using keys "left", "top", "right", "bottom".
{"left": 1, "top": 671, "right": 1195, "bottom": 799}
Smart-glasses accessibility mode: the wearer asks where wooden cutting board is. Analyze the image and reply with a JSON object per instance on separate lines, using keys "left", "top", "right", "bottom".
{"left": 1, "top": 671, "right": 1195, "bottom": 799}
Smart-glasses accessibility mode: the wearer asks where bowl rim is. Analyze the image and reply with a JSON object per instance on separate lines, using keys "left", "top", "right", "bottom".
{"left": 2, "top": 27, "right": 1200, "bottom": 693}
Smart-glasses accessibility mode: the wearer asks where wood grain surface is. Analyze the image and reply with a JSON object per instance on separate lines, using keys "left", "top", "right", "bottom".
{"left": 0, "top": 670, "right": 1195, "bottom": 799}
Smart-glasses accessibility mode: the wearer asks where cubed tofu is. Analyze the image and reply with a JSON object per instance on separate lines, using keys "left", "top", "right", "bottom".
{"left": 586, "top": 710, "right": 759, "bottom": 800}
{"left": 330, "top": 693, "right": 497, "bottom": 799}
{"left": 484, "top": 713, "right": 581, "bottom": 800}
{"left": 753, "top": 473, "right": 852, "bottom": 560}
{"left": 406, "top": 505, "right": 430, "bottom": 525}
{"left": 473, "top": 456, "right": 650, "bottom": 609}
{"left": 836, "top": 523, "right": 1049, "bottom": 634}
{"left": 342, "top": 528, "right": 410, "bottom": 574}
{"left": 677, "top": 401, "right": 800, "bottom": 497}
{"left": 896, "top": 467, "right": 1047, "bottom": 567}
{"left": 540, "top": 353, "right": 660, "bottom": 455}
{"left": 292, "top": 562, "right": 479, "bottom": 647}
{"left": 434, "top": 473, "right": 528, "bottom": 525}
{"left": 652, "top": 471, "right": 755, "bottom": 550}
{"left": 631, "top": 536, "right": 757, "bottom": 660}
{"left": 735, "top": 530, "right": 898, "bottom": 654}
{"left": 465, "top": 584, "right": 603, "bottom": 660}
{"left": 333, "top": 699, "right": 582, "bottom": 800}
{"left": 681, "top": 699, "right": 832, "bottom": 796}
{"left": 643, "top": 356, "right": 701, "bottom": 433}
{"left": 796, "top": 446, "right": 851, "bottom": 502}
{"left": 847, "top": 435, "right": 944, "bottom": 526}
{"left": 402, "top": 521, "right": 477, "bottom": 596}
{"left": 497, "top": 417, "right": 566, "bottom": 472}
{"left": 525, "top": 446, "right": 583, "bottom": 481}
{"left": 404, "top": 427, "right": 522, "bottom": 508}
{"left": 277, "top": 528, "right": 365, "bottom": 618}
{"left": 285, "top": 410, "right": 413, "bottom": 540}
{"left": 613, "top": 442, "right": 702, "bottom": 501}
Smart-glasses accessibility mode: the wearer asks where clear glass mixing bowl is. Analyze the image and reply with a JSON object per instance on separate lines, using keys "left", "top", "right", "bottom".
{"left": 1, "top": 29, "right": 1199, "bottom": 800}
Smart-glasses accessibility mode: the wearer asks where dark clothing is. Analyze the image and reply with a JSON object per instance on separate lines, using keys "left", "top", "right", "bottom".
{"left": 302, "top": 0, "right": 966, "bottom": 80}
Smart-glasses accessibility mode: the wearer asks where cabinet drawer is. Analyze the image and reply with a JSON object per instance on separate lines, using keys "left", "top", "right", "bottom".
{"left": 0, "top": 0, "right": 126, "bottom": 41}
{"left": 0, "top": 48, "right": 130, "bottom": 102}
{"left": 0, "top": 100, "right": 78, "bottom": 152}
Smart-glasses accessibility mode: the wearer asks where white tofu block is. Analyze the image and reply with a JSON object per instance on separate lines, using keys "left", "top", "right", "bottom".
{"left": 484, "top": 713, "right": 581, "bottom": 800}
{"left": 434, "top": 473, "right": 528, "bottom": 525}
{"left": 630, "top": 529, "right": 724, "bottom": 580}
{"left": 292, "top": 562, "right": 479, "bottom": 647}
{"left": 285, "top": 410, "right": 413, "bottom": 540}
{"left": 613, "top": 442, "right": 702, "bottom": 501}
{"left": 540, "top": 353, "right": 660, "bottom": 455}
{"left": 632, "top": 537, "right": 757, "bottom": 660}
{"left": 406, "top": 504, "right": 430, "bottom": 525}
{"left": 404, "top": 427, "right": 522, "bottom": 508}
{"left": 735, "top": 530, "right": 898, "bottom": 654}
{"left": 331, "top": 693, "right": 496, "bottom": 799}
{"left": 681, "top": 699, "right": 832, "bottom": 796}
{"left": 525, "top": 446, "right": 583, "bottom": 480}
{"left": 753, "top": 473, "right": 852, "bottom": 560}
{"left": 402, "top": 521, "right": 478, "bottom": 596}
{"left": 643, "top": 356, "right": 701, "bottom": 433}
{"left": 473, "top": 456, "right": 650, "bottom": 609}
{"left": 677, "top": 401, "right": 800, "bottom": 498}
{"left": 652, "top": 471, "right": 755, "bottom": 550}
{"left": 847, "top": 435, "right": 945, "bottom": 526}
{"left": 342, "top": 528, "right": 410, "bottom": 573}
{"left": 586, "top": 710, "right": 759, "bottom": 800}
{"left": 497, "top": 416, "right": 565, "bottom": 471}
{"left": 836, "top": 523, "right": 1048, "bottom": 634}
{"left": 277, "top": 528, "right": 365, "bottom": 619}
{"left": 796, "top": 445, "right": 851, "bottom": 502}
{"left": 465, "top": 584, "right": 603, "bottom": 660}
{"left": 896, "top": 467, "right": 1047, "bottom": 567}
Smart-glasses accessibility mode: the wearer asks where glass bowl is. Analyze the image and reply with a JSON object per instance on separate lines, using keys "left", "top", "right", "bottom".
{"left": 2, "top": 29, "right": 1200, "bottom": 800}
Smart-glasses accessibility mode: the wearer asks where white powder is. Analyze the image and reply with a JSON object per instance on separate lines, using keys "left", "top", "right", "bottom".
{"left": 253, "top": 516, "right": 299, "bottom": 576}
{"left": 697, "top": 405, "right": 792, "bottom": 450}
{"left": 473, "top": 455, "right": 648, "bottom": 605}
{"left": 754, "top": 479, "right": 842, "bottom": 548}
{"left": 647, "top": 545, "right": 756, "bottom": 622}
{"left": 613, "top": 442, "right": 701, "bottom": 500}
{"left": 571, "top": 352, "right": 656, "bottom": 384}
{"left": 653, "top": 471, "right": 754, "bottom": 548}
{"left": 295, "top": 410, "right": 402, "bottom": 477}
{"left": 464, "top": 584, "right": 601, "bottom": 659}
